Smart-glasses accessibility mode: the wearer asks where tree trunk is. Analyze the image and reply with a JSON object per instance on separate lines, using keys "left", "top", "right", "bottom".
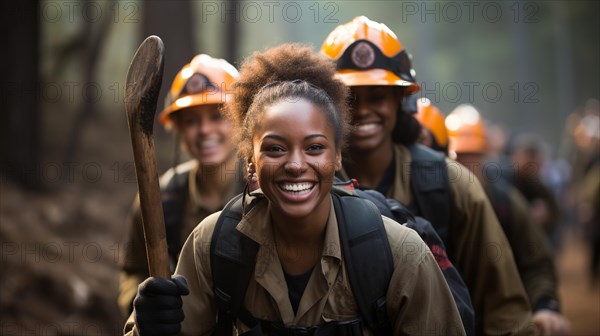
{"left": 142, "top": 0, "right": 195, "bottom": 118}
{"left": 0, "top": 0, "right": 41, "bottom": 189}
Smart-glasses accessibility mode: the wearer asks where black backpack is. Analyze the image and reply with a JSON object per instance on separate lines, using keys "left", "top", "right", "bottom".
{"left": 408, "top": 144, "right": 454, "bottom": 256}
{"left": 209, "top": 181, "right": 474, "bottom": 336}
{"left": 160, "top": 161, "right": 472, "bottom": 334}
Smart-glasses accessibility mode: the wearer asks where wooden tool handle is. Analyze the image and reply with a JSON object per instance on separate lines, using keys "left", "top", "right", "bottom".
{"left": 124, "top": 35, "right": 170, "bottom": 278}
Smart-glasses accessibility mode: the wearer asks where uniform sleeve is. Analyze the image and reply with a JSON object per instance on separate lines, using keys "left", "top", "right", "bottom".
{"left": 118, "top": 196, "right": 150, "bottom": 318}
{"left": 384, "top": 218, "right": 466, "bottom": 335}
{"left": 447, "top": 161, "right": 534, "bottom": 335}
{"left": 506, "top": 187, "right": 560, "bottom": 312}
{"left": 123, "top": 212, "right": 221, "bottom": 336}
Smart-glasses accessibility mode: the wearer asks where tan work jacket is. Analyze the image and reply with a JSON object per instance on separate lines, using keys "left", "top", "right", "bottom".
{"left": 486, "top": 183, "right": 559, "bottom": 312}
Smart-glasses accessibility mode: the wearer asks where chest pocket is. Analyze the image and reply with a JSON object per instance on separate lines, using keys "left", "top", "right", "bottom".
{"left": 323, "top": 268, "right": 360, "bottom": 321}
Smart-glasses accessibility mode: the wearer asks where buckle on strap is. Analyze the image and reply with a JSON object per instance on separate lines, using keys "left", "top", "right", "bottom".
{"left": 314, "top": 319, "right": 363, "bottom": 336}
{"left": 261, "top": 322, "right": 316, "bottom": 336}
{"left": 260, "top": 318, "right": 363, "bottom": 336}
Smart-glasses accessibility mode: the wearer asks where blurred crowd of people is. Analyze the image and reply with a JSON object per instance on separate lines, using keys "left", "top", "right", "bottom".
{"left": 445, "top": 98, "right": 600, "bottom": 278}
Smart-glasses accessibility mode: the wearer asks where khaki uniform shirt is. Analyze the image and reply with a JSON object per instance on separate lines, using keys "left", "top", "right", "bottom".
{"left": 124, "top": 195, "right": 466, "bottom": 335}
{"left": 343, "top": 145, "right": 533, "bottom": 335}
{"left": 486, "top": 183, "right": 559, "bottom": 311}
{"left": 118, "top": 161, "right": 242, "bottom": 317}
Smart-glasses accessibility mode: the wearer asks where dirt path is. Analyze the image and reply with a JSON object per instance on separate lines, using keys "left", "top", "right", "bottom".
{"left": 557, "top": 230, "right": 600, "bottom": 335}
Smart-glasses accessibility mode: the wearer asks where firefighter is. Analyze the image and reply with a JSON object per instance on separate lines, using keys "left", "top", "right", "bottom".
{"left": 321, "top": 16, "right": 532, "bottom": 335}
{"left": 447, "top": 104, "right": 571, "bottom": 336}
{"left": 124, "top": 44, "right": 465, "bottom": 336}
{"left": 118, "top": 54, "right": 245, "bottom": 317}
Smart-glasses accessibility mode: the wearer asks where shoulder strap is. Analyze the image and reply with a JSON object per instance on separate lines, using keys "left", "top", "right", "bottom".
{"left": 211, "top": 194, "right": 260, "bottom": 335}
{"left": 161, "top": 169, "right": 189, "bottom": 269}
{"left": 332, "top": 193, "right": 393, "bottom": 335}
{"left": 408, "top": 144, "right": 453, "bottom": 253}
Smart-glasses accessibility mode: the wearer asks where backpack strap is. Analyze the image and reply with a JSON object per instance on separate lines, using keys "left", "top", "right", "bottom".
{"left": 408, "top": 144, "right": 453, "bottom": 254}
{"left": 211, "top": 194, "right": 261, "bottom": 335}
{"left": 332, "top": 193, "right": 393, "bottom": 335}
{"left": 161, "top": 169, "right": 189, "bottom": 270}
{"left": 258, "top": 318, "right": 363, "bottom": 336}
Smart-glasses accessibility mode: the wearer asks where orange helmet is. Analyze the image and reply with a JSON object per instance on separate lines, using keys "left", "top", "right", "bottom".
{"left": 415, "top": 97, "right": 448, "bottom": 148}
{"left": 159, "top": 54, "right": 239, "bottom": 126}
{"left": 320, "top": 16, "right": 419, "bottom": 93}
{"left": 446, "top": 104, "right": 487, "bottom": 154}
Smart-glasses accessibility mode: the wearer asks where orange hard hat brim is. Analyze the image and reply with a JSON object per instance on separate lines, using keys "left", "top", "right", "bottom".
{"left": 335, "top": 69, "right": 420, "bottom": 93}
{"left": 159, "top": 93, "right": 227, "bottom": 125}
{"left": 430, "top": 124, "right": 449, "bottom": 147}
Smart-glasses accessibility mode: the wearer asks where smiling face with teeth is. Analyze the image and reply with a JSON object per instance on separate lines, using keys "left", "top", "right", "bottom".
{"left": 349, "top": 86, "right": 403, "bottom": 152}
{"left": 176, "top": 105, "right": 234, "bottom": 166}
{"left": 251, "top": 98, "right": 341, "bottom": 222}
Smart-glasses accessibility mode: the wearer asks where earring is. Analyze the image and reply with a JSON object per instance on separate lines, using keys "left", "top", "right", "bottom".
{"left": 243, "top": 162, "right": 258, "bottom": 216}
{"left": 247, "top": 162, "right": 258, "bottom": 182}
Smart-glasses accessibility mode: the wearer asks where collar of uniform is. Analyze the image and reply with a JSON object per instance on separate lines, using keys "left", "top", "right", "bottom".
{"left": 236, "top": 194, "right": 342, "bottom": 261}
{"left": 236, "top": 194, "right": 272, "bottom": 245}
{"left": 392, "top": 143, "right": 413, "bottom": 205}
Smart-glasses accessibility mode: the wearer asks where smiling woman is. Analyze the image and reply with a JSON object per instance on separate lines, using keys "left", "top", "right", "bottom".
{"left": 322, "top": 16, "right": 534, "bottom": 335}
{"left": 124, "top": 44, "right": 466, "bottom": 336}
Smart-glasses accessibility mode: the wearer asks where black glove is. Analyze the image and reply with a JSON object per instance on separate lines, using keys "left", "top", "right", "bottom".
{"left": 134, "top": 275, "right": 190, "bottom": 336}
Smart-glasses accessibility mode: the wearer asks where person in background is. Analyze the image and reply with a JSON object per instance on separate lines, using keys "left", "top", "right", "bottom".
{"left": 571, "top": 100, "right": 600, "bottom": 282}
{"left": 486, "top": 123, "right": 516, "bottom": 189}
{"left": 118, "top": 54, "right": 245, "bottom": 317}
{"left": 413, "top": 96, "right": 449, "bottom": 155}
{"left": 578, "top": 153, "right": 600, "bottom": 282}
{"left": 510, "top": 134, "right": 560, "bottom": 235}
{"left": 321, "top": 16, "right": 532, "bottom": 335}
{"left": 446, "top": 104, "right": 571, "bottom": 336}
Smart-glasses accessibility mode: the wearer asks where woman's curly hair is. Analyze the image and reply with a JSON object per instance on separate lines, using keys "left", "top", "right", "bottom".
{"left": 224, "top": 43, "right": 350, "bottom": 162}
